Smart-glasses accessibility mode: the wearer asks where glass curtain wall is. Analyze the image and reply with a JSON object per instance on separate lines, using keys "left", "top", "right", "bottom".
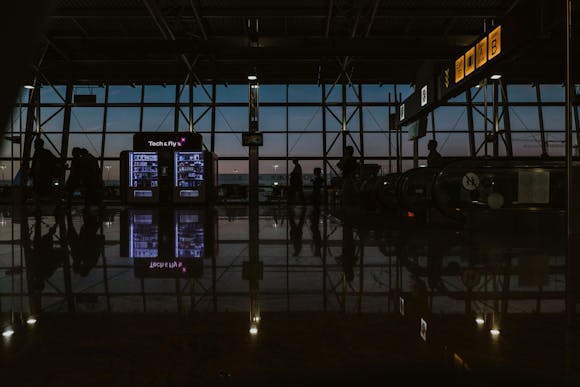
{"left": 2, "top": 83, "right": 576, "bottom": 194}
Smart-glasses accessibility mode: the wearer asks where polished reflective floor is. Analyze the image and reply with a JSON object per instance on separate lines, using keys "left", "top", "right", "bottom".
{"left": 0, "top": 203, "right": 579, "bottom": 386}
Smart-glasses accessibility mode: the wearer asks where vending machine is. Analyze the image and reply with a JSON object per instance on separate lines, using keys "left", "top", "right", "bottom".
{"left": 173, "top": 150, "right": 218, "bottom": 204}
{"left": 120, "top": 151, "right": 160, "bottom": 203}
{"left": 173, "top": 151, "right": 205, "bottom": 202}
{"left": 121, "top": 150, "right": 173, "bottom": 204}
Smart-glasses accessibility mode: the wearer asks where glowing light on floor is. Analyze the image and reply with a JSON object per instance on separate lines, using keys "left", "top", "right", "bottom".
{"left": 475, "top": 318, "right": 485, "bottom": 326}
{"left": 490, "top": 329, "right": 500, "bottom": 336}
{"left": 249, "top": 325, "right": 258, "bottom": 335}
{"left": 2, "top": 328, "right": 14, "bottom": 338}
{"left": 26, "top": 318, "right": 37, "bottom": 325}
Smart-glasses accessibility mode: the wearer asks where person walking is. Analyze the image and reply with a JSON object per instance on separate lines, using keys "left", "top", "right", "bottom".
{"left": 288, "top": 158, "right": 304, "bottom": 204}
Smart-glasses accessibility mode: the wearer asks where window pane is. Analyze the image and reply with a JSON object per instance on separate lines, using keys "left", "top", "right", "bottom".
{"left": 288, "top": 85, "right": 321, "bottom": 103}
{"left": 40, "top": 85, "right": 66, "bottom": 103}
{"left": 216, "top": 85, "right": 248, "bottom": 103}
{"left": 362, "top": 85, "right": 387, "bottom": 102}
{"left": 540, "top": 84, "right": 564, "bottom": 102}
{"left": 215, "top": 107, "right": 247, "bottom": 132}
{"left": 103, "top": 134, "right": 133, "bottom": 158}
{"left": 260, "top": 85, "right": 286, "bottom": 102}
{"left": 108, "top": 85, "right": 142, "bottom": 103}
{"left": 288, "top": 133, "right": 322, "bottom": 157}
{"left": 512, "top": 133, "right": 543, "bottom": 156}
{"left": 509, "top": 107, "right": 539, "bottom": 131}
{"left": 260, "top": 133, "right": 286, "bottom": 157}
{"left": 260, "top": 107, "right": 286, "bottom": 132}
{"left": 363, "top": 107, "right": 387, "bottom": 131}
{"left": 215, "top": 134, "right": 246, "bottom": 157}
{"left": 288, "top": 107, "right": 322, "bottom": 132}
{"left": 107, "top": 107, "right": 140, "bottom": 132}
{"left": 70, "top": 107, "right": 103, "bottom": 132}
{"left": 144, "top": 84, "right": 176, "bottom": 103}
{"left": 40, "top": 108, "right": 64, "bottom": 132}
{"left": 507, "top": 84, "right": 537, "bottom": 102}
{"left": 142, "top": 107, "right": 174, "bottom": 131}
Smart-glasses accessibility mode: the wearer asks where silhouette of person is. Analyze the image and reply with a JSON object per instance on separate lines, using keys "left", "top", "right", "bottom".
{"left": 79, "top": 148, "right": 104, "bottom": 209}
{"left": 337, "top": 220, "right": 356, "bottom": 282}
{"left": 310, "top": 167, "right": 323, "bottom": 207}
{"left": 27, "top": 214, "right": 65, "bottom": 292}
{"left": 337, "top": 145, "right": 359, "bottom": 206}
{"left": 288, "top": 158, "right": 304, "bottom": 204}
{"left": 67, "top": 211, "right": 104, "bottom": 277}
{"left": 30, "top": 137, "right": 60, "bottom": 199}
{"left": 288, "top": 205, "right": 306, "bottom": 256}
{"left": 309, "top": 207, "right": 322, "bottom": 257}
{"left": 427, "top": 139, "right": 443, "bottom": 168}
{"left": 65, "top": 147, "right": 83, "bottom": 205}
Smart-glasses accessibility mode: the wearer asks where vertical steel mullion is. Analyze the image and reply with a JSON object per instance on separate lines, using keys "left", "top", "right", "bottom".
{"left": 388, "top": 91, "right": 392, "bottom": 173}
{"left": 358, "top": 84, "right": 364, "bottom": 164}
{"left": 189, "top": 82, "right": 194, "bottom": 132}
{"left": 466, "top": 88, "right": 476, "bottom": 156}
{"left": 341, "top": 79, "right": 347, "bottom": 152}
{"left": 21, "top": 86, "right": 40, "bottom": 191}
{"left": 492, "top": 81, "right": 499, "bottom": 157}
{"left": 100, "top": 84, "right": 109, "bottom": 170}
{"left": 139, "top": 84, "right": 145, "bottom": 132}
{"left": 174, "top": 83, "right": 180, "bottom": 132}
{"left": 322, "top": 84, "right": 328, "bottom": 192}
{"left": 286, "top": 84, "right": 289, "bottom": 187}
{"left": 210, "top": 83, "right": 216, "bottom": 153}
{"left": 60, "top": 81, "right": 74, "bottom": 169}
{"left": 500, "top": 82, "right": 513, "bottom": 156}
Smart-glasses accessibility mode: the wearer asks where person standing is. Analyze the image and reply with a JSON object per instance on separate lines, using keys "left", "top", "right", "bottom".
{"left": 30, "top": 137, "right": 60, "bottom": 199}
{"left": 426, "top": 139, "right": 443, "bottom": 168}
{"left": 64, "top": 147, "right": 83, "bottom": 206}
{"left": 288, "top": 158, "right": 304, "bottom": 204}
{"left": 79, "top": 148, "right": 104, "bottom": 209}
{"left": 310, "top": 167, "right": 323, "bottom": 207}
{"left": 337, "top": 145, "right": 359, "bottom": 206}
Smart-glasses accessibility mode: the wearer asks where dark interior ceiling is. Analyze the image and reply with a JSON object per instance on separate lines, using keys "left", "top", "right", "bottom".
{"left": 34, "top": 0, "right": 573, "bottom": 85}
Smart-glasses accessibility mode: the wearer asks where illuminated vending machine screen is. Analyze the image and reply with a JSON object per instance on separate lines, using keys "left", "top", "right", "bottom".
{"left": 129, "top": 212, "right": 158, "bottom": 258}
{"left": 175, "top": 211, "right": 204, "bottom": 258}
{"left": 174, "top": 151, "right": 204, "bottom": 198}
{"left": 129, "top": 151, "right": 158, "bottom": 198}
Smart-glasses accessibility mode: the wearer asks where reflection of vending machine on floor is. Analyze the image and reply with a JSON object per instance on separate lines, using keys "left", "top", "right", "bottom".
{"left": 120, "top": 208, "right": 217, "bottom": 278}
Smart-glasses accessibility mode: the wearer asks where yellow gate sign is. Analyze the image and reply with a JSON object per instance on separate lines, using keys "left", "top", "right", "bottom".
{"left": 488, "top": 26, "right": 501, "bottom": 60}
{"left": 465, "top": 47, "right": 475, "bottom": 76}
{"left": 455, "top": 55, "right": 465, "bottom": 83}
{"left": 476, "top": 37, "right": 488, "bottom": 68}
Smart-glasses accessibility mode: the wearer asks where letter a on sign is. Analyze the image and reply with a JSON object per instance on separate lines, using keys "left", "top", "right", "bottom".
{"left": 476, "top": 37, "right": 488, "bottom": 68}
{"left": 488, "top": 26, "right": 501, "bottom": 60}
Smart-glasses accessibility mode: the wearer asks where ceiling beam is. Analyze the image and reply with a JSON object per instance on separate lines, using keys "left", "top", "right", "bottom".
{"left": 50, "top": 7, "right": 503, "bottom": 19}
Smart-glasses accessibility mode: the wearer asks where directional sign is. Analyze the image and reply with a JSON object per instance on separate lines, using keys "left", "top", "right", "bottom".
{"left": 454, "top": 55, "right": 465, "bottom": 83}
{"left": 399, "top": 104, "right": 405, "bottom": 121}
{"left": 476, "top": 37, "right": 488, "bottom": 68}
{"left": 420, "top": 85, "right": 428, "bottom": 107}
{"left": 465, "top": 47, "right": 475, "bottom": 76}
{"left": 488, "top": 25, "right": 501, "bottom": 60}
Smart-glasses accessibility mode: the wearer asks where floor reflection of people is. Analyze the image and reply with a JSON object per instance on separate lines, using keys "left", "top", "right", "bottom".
{"left": 337, "top": 220, "right": 357, "bottom": 282}
{"left": 288, "top": 205, "right": 306, "bottom": 256}
{"left": 309, "top": 208, "right": 322, "bottom": 257}
{"left": 28, "top": 214, "right": 66, "bottom": 292}
{"left": 67, "top": 211, "right": 104, "bottom": 276}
